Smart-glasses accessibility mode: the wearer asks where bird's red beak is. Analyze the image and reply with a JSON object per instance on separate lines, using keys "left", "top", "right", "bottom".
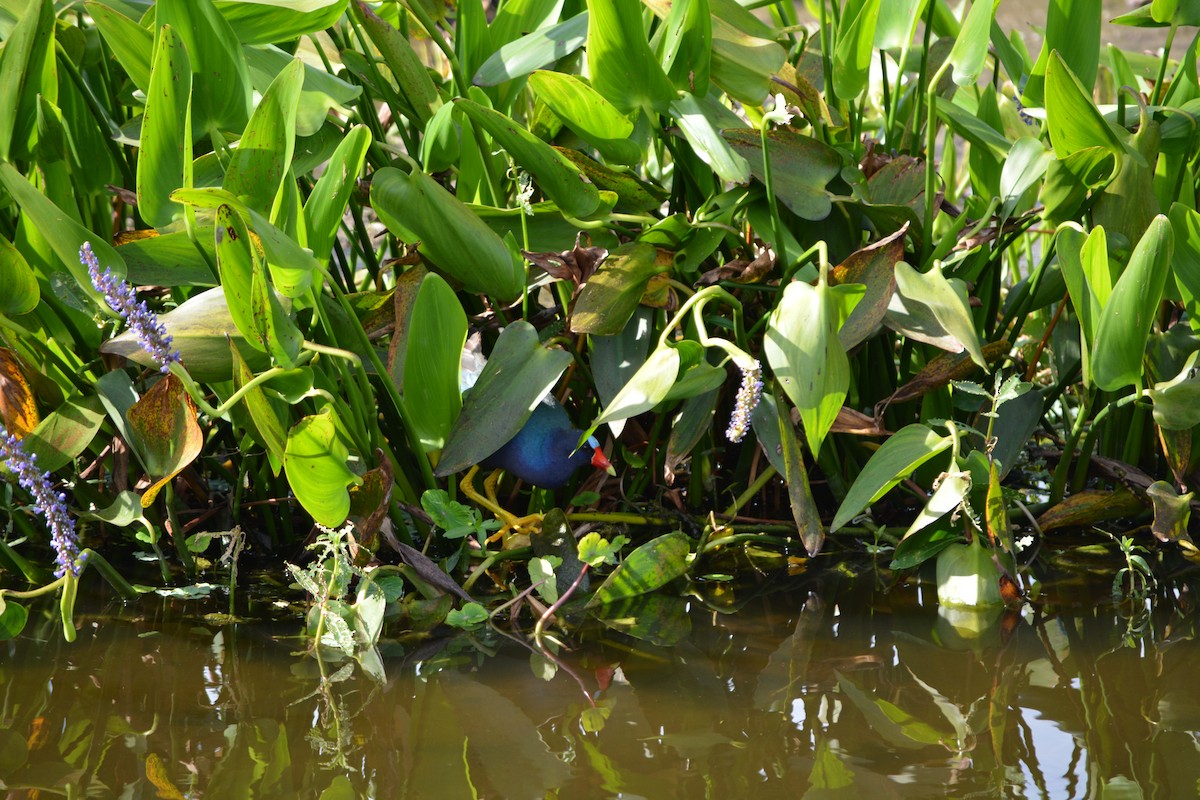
{"left": 592, "top": 448, "right": 615, "bottom": 475}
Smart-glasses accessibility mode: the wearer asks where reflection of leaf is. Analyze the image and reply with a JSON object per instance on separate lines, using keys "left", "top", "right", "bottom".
{"left": 837, "top": 673, "right": 951, "bottom": 749}
{"left": 594, "top": 593, "right": 691, "bottom": 646}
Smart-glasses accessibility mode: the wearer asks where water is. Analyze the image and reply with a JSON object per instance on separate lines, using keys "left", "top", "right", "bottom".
{"left": 3, "top": 561, "right": 1198, "bottom": 798}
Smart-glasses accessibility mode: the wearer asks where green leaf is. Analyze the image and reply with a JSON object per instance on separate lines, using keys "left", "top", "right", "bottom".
{"left": 588, "top": 344, "right": 681, "bottom": 439}
{"left": 947, "top": 0, "right": 996, "bottom": 87}
{"left": 454, "top": 98, "right": 600, "bottom": 218}
{"left": 349, "top": 0, "right": 440, "bottom": 126}
{"left": 657, "top": 0, "right": 711, "bottom": 96}
{"left": 102, "top": 286, "right": 271, "bottom": 382}
{"left": 570, "top": 242, "right": 664, "bottom": 335}
{"left": 903, "top": 469, "right": 970, "bottom": 539}
{"left": 706, "top": 0, "right": 786, "bottom": 104}
{"left": 370, "top": 166, "right": 525, "bottom": 303}
{"left": 0, "top": 162, "right": 127, "bottom": 300}
{"left": 773, "top": 385, "right": 825, "bottom": 556}
{"left": 214, "top": 0, "right": 349, "bottom": 45}
{"left": 668, "top": 93, "right": 750, "bottom": 184}
{"left": 445, "top": 602, "right": 490, "bottom": 628}
{"left": 1044, "top": 50, "right": 1125, "bottom": 159}
{"left": 1023, "top": 0, "right": 1101, "bottom": 106}
{"left": 586, "top": 0, "right": 676, "bottom": 114}
{"left": 1093, "top": 216, "right": 1173, "bottom": 391}
{"left": 404, "top": 273, "right": 467, "bottom": 452}
{"left": 138, "top": 24, "right": 192, "bottom": 228}
{"left": 577, "top": 531, "right": 629, "bottom": 567}
{"left": 1169, "top": 202, "right": 1200, "bottom": 330}
{"left": 890, "top": 524, "right": 960, "bottom": 569}
{"left": 157, "top": 0, "right": 252, "bottom": 133}
{"left": 529, "top": 556, "right": 560, "bottom": 603}
{"left": 765, "top": 277, "right": 854, "bottom": 455}
{"left": 243, "top": 45, "right": 363, "bottom": 138}
{"left": 284, "top": 408, "right": 361, "bottom": 528}
{"left": 590, "top": 307, "right": 654, "bottom": 408}
{"left": 528, "top": 71, "right": 639, "bottom": 165}
{"left": 436, "top": 322, "right": 572, "bottom": 475}
{"left": 875, "top": 0, "right": 926, "bottom": 48}
{"left": 22, "top": 395, "right": 105, "bottom": 473}
{"left": 838, "top": 672, "right": 952, "bottom": 748}
{"left": 119, "top": 227, "right": 217, "bottom": 287}
{"left": 833, "top": 0, "right": 880, "bottom": 101}
{"left": 304, "top": 125, "right": 371, "bottom": 261}
{"left": 887, "top": 261, "right": 987, "bottom": 367}
{"left": 223, "top": 58, "right": 304, "bottom": 214}
{"left": 231, "top": 342, "right": 287, "bottom": 474}
{"left": 999, "top": 136, "right": 1051, "bottom": 219}
{"left": 473, "top": 12, "right": 589, "bottom": 86}
{"left": 588, "top": 531, "right": 689, "bottom": 606}
{"left": 86, "top": 1, "right": 153, "bottom": 93}
{"left": 0, "top": 600, "right": 28, "bottom": 641}
{"left": 0, "top": 233, "right": 38, "bottom": 315}
{"left": 723, "top": 128, "right": 842, "bottom": 221}
{"left": 831, "top": 424, "right": 954, "bottom": 531}
{"left": 0, "top": 0, "right": 54, "bottom": 161}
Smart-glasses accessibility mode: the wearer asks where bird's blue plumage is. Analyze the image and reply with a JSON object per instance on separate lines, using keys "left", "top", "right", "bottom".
{"left": 480, "top": 401, "right": 594, "bottom": 488}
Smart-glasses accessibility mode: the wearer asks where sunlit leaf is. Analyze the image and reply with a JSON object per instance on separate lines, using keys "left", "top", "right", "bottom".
{"left": 588, "top": 531, "right": 689, "bottom": 606}
{"left": 571, "top": 243, "right": 664, "bottom": 335}
{"left": 404, "top": 273, "right": 467, "bottom": 453}
{"left": 138, "top": 24, "right": 192, "bottom": 228}
{"left": 587, "top": 345, "right": 680, "bottom": 439}
{"left": 284, "top": 408, "right": 361, "bottom": 527}
{"left": 126, "top": 374, "right": 203, "bottom": 507}
{"left": 831, "top": 424, "right": 954, "bottom": 531}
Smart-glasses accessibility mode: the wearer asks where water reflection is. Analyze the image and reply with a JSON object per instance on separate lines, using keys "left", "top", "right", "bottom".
{"left": 2, "top": 570, "right": 1199, "bottom": 798}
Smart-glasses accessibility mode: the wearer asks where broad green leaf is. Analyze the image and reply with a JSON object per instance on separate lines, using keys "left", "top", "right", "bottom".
{"left": 1148, "top": 480, "right": 1193, "bottom": 544}
{"left": 587, "top": 531, "right": 690, "bottom": 606}
{"left": 556, "top": 149, "right": 662, "bottom": 210}
{"left": 887, "top": 261, "right": 986, "bottom": 367}
{"left": 936, "top": 539, "right": 1005, "bottom": 607}
{"left": 833, "top": 0, "right": 880, "bottom": 101}
{"left": 903, "top": 469, "right": 970, "bottom": 539}
{"left": 586, "top": 0, "right": 676, "bottom": 114}
{"left": 0, "top": 600, "right": 28, "bottom": 641}
{"left": 875, "top": 0, "right": 926, "bottom": 48}
{"left": 668, "top": 93, "right": 750, "bottom": 184}
{"left": 454, "top": 98, "right": 601, "bottom": 218}
{"left": 157, "top": 0, "right": 252, "bottom": 133}
{"left": 1044, "top": 51, "right": 1125, "bottom": 159}
{"left": 1093, "top": 111, "right": 1161, "bottom": 247}
{"left": 935, "top": 97, "right": 1011, "bottom": 159}
{"left": 571, "top": 243, "right": 665, "bottom": 335}
{"left": 473, "top": 11, "right": 588, "bottom": 86}
{"left": 587, "top": 345, "right": 681, "bottom": 439}
{"left": 707, "top": 0, "right": 786, "bottom": 104}
{"left": 243, "top": 45, "right": 363, "bottom": 138}
{"left": 404, "top": 273, "right": 467, "bottom": 453}
{"left": 22, "top": 395, "right": 105, "bottom": 473}
{"left": 0, "top": 233, "right": 38, "bottom": 314}
{"left": 224, "top": 58, "right": 304, "bottom": 214}
{"left": 775, "top": 385, "right": 824, "bottom": 556}
{"left": 657, "top": 0, "right": 711, "bottom": 96}
{"left": 1093, "top": 215, "right": 1173, "bottom": 391}
{"left": 947, "top": 0, "right": 995, "bottom": 86}
{"left": 349, "top": 0, "right": 440, "bottom": 126}
{"left": 1113, "top": 0, "right": 1200, "bottom": 26}
{"left": 86, "top": 1, "right": 153, "bottom": 92}
{"left": 138, "top": 24, "right": 192, "bottom": 228}
{"left": 102, "top": 287, "right": 271, "bottom": 381}
{"left": 126, "top": 374, "right": 203, "bottom": 507}
{"left": 284, "top": 408, "right": 361, "bottom": 527}
{"left": 1023, "top": 0, "right": 1100, "bottom": 106}
{"left": 0, "top": 162, "right": 127, "bottom": 299}
{"left": 999, "top": 136, "right": 1051, "bottom": 219}
{"left": 231, "top": 342, "right": 286, "bottom": 474}
{"left": 765, "top": 277, "right": 853, "bottom": 455}
{"left": 214, "top": 0, "right": 348, "bottom": 45}
{"left": 370, "top": 167, "right": 525, "bottom": 303}
{"left": 76, "top": 490, "right": 153, "bottom": 533}
{"left": 436, "top": 322, "right": 573, "bottom": 475}
{"left": 723, "top": 128, "right": 841, "bottom": 221}
{"left": 529, "top": 71, "right": 639, "bottom": 165}
{"left": 1169, "top": 203, "right": 1200, "bottom": 330}
{"left": 890, "top": 524, "right": 960, "bottom": 570}
{"left": 214, "top": 204, "right": 263, "bottom": 352}
{"left": 304, "top": 125, "right": 370, "bottom": 262}
{"left": 831, "top": 424, "right": 954, "bottom": 531}
{"left": 0, "top": 0, "right": 55, "bottom": 161}
{"left": 591, "top": 306, "right": 654, "bottom": 409}
{"left": 117, "top": 229, "right": 217, "bottom": 287}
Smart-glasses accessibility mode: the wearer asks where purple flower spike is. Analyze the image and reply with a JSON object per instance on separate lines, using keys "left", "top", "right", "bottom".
{"left": 1, "top": 426, "right": 80, "bottom": 578}
{"left": 725, "top": 360, "right": 763, "bottom": 443}
{"left": 83, "top": 243, "right": 181, "bottom": 374}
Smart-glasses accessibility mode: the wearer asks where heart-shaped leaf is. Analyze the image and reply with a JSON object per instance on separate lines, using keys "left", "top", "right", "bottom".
{"left": 125, "top": 374, "right": 203, "bottom": 507}
{"left": 284, "top": 408, "right": 361, "bottom": 527}
{"left": 832, "top": 423, "right": 954, "bottom": 531}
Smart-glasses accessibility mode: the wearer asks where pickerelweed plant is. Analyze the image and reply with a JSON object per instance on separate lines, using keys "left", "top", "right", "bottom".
{"left": 3, "top": 0, "right": 1200, "bottom": 647}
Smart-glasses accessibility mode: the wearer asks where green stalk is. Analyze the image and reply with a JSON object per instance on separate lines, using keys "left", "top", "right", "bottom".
{"left": 1048, "top": 388, "right": 1093, "bottom": 504}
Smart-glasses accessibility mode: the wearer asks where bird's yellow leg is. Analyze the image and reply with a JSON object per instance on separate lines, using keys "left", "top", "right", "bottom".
{"left": 459, "top": 467, "right": 542, "bottom": 544}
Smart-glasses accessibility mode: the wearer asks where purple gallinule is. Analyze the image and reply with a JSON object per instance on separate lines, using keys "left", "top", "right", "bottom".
{"left": 456, "top": 337, "right": 613, "bottom": 542}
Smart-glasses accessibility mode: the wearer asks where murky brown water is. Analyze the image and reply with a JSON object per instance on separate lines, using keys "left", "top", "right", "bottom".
{"left": 3, "top": 562, "right": 1199, "bottom": 798}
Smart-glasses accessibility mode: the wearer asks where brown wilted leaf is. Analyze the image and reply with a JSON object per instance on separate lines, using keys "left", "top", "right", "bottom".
{"left": 0, "top": 346, "right": 38, "bottom": 438}
{"left": 524, "top": 232, "right": 608, "bottom": 292}
{"left": 877, "top": 339, "right": 1010, "bottom": 413}
{"left": 126, "top": 373, "right": 202, "bottom": 508}
{"left": 1035, "top": 488, "right": 1144, "bottom": 533}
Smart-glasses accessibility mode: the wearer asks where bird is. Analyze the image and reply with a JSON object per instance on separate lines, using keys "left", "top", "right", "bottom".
{"left": 455, "top": 333, "right": 613, "bottom": 544}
